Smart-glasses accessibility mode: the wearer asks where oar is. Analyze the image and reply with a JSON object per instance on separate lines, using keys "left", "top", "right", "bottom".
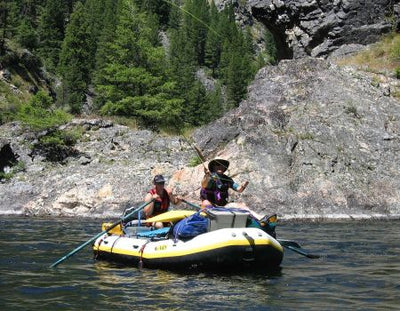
{"left": 181, "top": 199, "right": 201, "bottom": 211}
{"left": 50, "top": 200, "right": 154, "bottom": 268}
{"left": 278, "top": 239, "right": 321, "bottom": 259}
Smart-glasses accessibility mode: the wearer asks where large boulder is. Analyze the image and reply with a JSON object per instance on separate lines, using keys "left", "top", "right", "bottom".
{"left": 192, "top": 57, "right": 400, "bottom": 219}
{"left": 250, "top": 0, "right": 399, "bottom": 59}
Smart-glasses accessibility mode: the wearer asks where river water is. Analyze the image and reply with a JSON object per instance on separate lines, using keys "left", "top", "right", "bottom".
{"left": 0, "top": 216, "right": 399, "bottom": 310}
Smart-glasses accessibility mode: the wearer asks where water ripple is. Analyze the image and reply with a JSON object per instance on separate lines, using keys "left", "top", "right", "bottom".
{"left": 1, "top": 217, "right": 400, "bottom": 310}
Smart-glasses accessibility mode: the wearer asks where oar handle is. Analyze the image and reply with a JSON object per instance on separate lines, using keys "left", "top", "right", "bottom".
{"left": 50, "top": 199, "right": 154, "bottom": 268}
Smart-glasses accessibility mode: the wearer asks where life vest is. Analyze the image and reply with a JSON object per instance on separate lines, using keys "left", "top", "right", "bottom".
{"left": 200, "top": 173, "right": 234, "bottom": 206}
{"left": 148, "top": 188, "right": 170, "bottom": 217}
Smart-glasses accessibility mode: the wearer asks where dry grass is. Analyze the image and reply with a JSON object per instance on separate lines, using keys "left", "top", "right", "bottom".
{"left": 337, "top": 33, "right": 400, "bottom": 75}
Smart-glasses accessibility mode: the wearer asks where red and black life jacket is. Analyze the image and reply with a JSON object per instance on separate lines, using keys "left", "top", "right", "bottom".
{"left": 148, "top": 188, "right": 170, "bottom": 217}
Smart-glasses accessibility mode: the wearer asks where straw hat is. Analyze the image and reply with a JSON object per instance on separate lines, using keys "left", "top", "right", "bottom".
{"left": 208, "top": 159, "right": 229, "bottom": 172}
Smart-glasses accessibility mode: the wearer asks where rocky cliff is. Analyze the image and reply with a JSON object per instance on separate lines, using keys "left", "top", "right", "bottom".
{"left": 2, "top": 58, "right": 400, "bottom": 220}
{"left": 250, "top": 0, "right": 400, "bottom": 59}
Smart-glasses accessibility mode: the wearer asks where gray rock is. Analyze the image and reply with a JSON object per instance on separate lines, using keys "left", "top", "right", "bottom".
{"left": 2, "top": 59, "right": 400, "bottom": 220}
{"left": 250, "top": 0, "right": 398, "bottom": 59}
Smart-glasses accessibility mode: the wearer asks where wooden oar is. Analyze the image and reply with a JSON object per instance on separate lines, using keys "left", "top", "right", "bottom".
{"left": 50, "top": 200, "right": 154, "bottom": 268}
{"left": 278, "top": 239, "right": 321, "bottom": 259}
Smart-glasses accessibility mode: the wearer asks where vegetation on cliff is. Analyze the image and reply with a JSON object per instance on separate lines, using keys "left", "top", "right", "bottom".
{"left": 0, "top": 0, "right": 277, "bottom": 130}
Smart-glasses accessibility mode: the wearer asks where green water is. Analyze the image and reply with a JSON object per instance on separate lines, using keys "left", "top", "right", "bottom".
{"left": 1, "top": 217, "right": 399, "bottom": 310}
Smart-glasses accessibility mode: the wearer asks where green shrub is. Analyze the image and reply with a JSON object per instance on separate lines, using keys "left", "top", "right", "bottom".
{"left": 395, "top": 67, "right": 400, "bottom": 79}
{"left": 17, "top": 91, "right": 72, "bottom": 131}
{"left": 188, "top": 156, "right": 203, "bottom": 167}
{"left": 0, "top": 161, "right": 26, "bottom": 181}
{"left": 29, "top": 90, "right": 53, "bottom": 109}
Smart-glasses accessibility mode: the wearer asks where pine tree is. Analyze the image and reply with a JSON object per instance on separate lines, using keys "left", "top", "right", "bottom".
{"left": 167, "top": 0, "right": 181, "bottom": 30}
{"left": 216, "top": 5, "right": 256, "bottom": 108}
{"left": 168, "top": 27, "right": 196, "bottom": 91}
{"left": 204, "top": 0, "right": 221, "bottom": 77}
{"left": 182, "top": 0, "right": 209, "bottom": 66}
{"left": 137, "top": 0, "right": 171, "bottom": 27}
{"left": 16, "top": 18, "right": 38, "bottom": 49}
{"left": 265, "top": 29, "right": 277, "bottom": 64}
{"left": 37, "top": 0, "right": 68, "bottom": 71}
{"left": 82, "top": 0, "right": 107, "bottom": 76}
{"left": 96, "top": 0, "right": 184, "bottom": 128}
{"left": 0, "top": 1, "right": 9, "bottom": 55}
{"left": 93, "top": 0, "right": 120, "bottom": 81}
{"left": 58, "top": 1, "right": 91, "bottom": 113}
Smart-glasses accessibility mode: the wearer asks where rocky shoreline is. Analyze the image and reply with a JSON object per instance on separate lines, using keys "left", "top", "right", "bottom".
{"left": 2, "top": 58, "right": 400, "bottom": 220}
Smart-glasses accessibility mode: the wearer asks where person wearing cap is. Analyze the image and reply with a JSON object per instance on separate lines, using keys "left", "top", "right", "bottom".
{"left": 143, "top": 174, "right": 182, "bottom": 228}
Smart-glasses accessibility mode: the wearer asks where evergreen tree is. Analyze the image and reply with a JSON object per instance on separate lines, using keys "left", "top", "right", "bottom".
{"left": 265, "top": 29, "right": 277, "bottom": 64}
{"left": 182, "top": 0, "right": 209, "bottom": 66}
{"left": 167, "top": 0, "right": 182, "bottom": 30}
{"left": 96, "top": 0, "right": 184, "bottom": 128}
{"left": 58, "top": 1, "right": 91, "bottom": 113}
{"left": 83, "top": 0, "right": 107, "bottom": 76}
{"left": 37, "top": 0, "right": 68, "bottom": 71}
{"left": 222, "top": 34, "right": 255, "bottom": 108}
{"left": 137, "top": 0, "right": 171, "bottom": 27}
{"left": 16, "top": 18, "right": 38, "bottom": 49}
{"left": 204, "top": 1, "right": 221, "bottom": 77}
{"left": 0, "top": 1, "right": 10, "bottom": 55}
{"left": 168, "top": 27, "right": 196, "bottom": 92}
{"left": 167, "top": 27, "right": 199, "bottom": 124}
{"left": 17, "top": 0, "right": 43, "bottom": 26}
{"left": 3, "top": 1, "right": 42, "bottom": 50}
{"left": 216, "top": 6, "right": 255, "bottom": 108}
{"left": 93, "top": 0, "right": 120, "bottom": 80}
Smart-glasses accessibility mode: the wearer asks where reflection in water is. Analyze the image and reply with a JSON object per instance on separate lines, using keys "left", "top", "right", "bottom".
{"left": 1, "top": 217, "right": 400, "bottom": 310}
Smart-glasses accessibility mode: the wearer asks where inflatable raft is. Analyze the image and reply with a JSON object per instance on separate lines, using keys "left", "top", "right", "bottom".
{"left": 93, "top": 208, "right": 283, "bottom": 271}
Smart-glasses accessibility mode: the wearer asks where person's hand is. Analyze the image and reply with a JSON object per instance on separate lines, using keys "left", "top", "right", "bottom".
{"left": 175, "top": 195, "right": 183, "bottom": 204}
{"left": 152, "top": 193, "right": 160, "bottom": 200}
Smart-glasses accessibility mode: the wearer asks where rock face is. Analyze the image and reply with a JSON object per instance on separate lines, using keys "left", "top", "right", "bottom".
{"left": 2, "top": 58, "right": 400, "bottom": 220}
{"left": 250, "top": 0, "right": 400, "bottom": 59}
{"left": 192, "top": 57, "right": 400, "bottom": 219}
{"left": 0, "top": 120, "right": 197, "bottom": 217}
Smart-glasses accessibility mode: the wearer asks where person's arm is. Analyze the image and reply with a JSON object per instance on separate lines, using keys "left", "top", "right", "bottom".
{"left": 232, "top": 180, "right": 249, "bottom": 193}
{"left": 144, "top": 192, "right": 155, "bottom": 217}
{"left": 201, "top": 168, "right": 211, "bottom": 188}
{"left": 167, "top": 188, "right": 182, "bottom": 205}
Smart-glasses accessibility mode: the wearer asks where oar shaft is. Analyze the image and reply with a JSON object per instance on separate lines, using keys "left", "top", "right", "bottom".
{"left": 50, "top": 231, "right": 106, "bottom": 268}
{"left": 279, "top": 240, "right": 320, "bottom": 259}
{"left": 182, "top": 199, "right": 201, "bottom": 211}
{"left": 50, "top": 200, "right": 154, "bottom": 268}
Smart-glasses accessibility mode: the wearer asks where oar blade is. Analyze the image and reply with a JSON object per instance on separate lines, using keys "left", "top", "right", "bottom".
{"left": 278, "top": 239, "right": 321, "bottom": 259}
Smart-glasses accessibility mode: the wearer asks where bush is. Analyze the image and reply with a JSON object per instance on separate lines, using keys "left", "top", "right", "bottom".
{"left": 17, "top": 91, "right": 72, "bottom": 131}
{"left": 29, "top": 90, "right": 52, "bottom": 109}
{"left": 395, "top": 67, "right": 400, "bottom": 79}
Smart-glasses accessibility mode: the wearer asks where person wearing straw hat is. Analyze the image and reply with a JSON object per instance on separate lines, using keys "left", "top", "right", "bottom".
{"left": 200, "top": 159, "right": 262, "bottom": 219}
